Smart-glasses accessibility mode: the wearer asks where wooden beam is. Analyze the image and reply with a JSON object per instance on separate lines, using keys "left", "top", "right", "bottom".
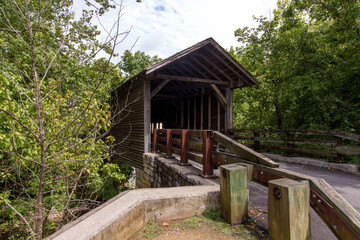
{"left": 190, "top": 57, "right": 222, "bottom": 81}
{"left": 206, "top": 49, "right": 253, "bottom": 87}
{"left": 217, "top": 99, "right": 220, "bottom": 131}
{"left": 158, "top": 74, "right": 229, "bottom": 86}
{"left": 201, "top": 89, "right": 204, "bottom": 130}
{"left": 151, "top": 79, "right": 169, "bottom": 98}
{"left": 195, "top": 53, "right": 233, "bottom": 82}
{"left": 187, "top": 98, "right": 190, "bottom": 129}
{"left": 194, "top": 97, "right": 197, "bottom": 130}
{"left": 208, "top": 94, "right": 211, "bottom": 130}
{"left": 144, "top": 78, "right": 151, "bottom": 153}
{"left": 210, "top": 84, "right": 227, "bottom": 109}
{"left": 226, "top": 88, "right": 233, "bottom": 130}
{"left": 210, "top": 43, "right": 260, "bottom": 86}
{"left": 180, "top": 101, "right": 184, "bottom": 128}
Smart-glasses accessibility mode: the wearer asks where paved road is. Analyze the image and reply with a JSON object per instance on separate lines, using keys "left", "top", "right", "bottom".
{"left": 248, "top": 161, "right": 360, "bottom": 240}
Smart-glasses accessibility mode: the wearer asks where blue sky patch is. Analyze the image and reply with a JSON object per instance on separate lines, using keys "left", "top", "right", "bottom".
{"left": 154, "top": 5, "right": 165, "bottom": 12}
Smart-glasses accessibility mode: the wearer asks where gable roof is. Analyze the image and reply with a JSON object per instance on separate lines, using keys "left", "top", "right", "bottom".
{"left": 145, "top": 37, "right": 259, "bottom": 87}
{"left": 116, "top": 38, "right": 259, "bottom": 93}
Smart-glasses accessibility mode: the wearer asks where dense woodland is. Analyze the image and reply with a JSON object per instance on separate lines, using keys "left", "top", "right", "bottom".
{"left": 0, "top": 0, "right": 359, "bottom": 239}
{"left": 231, "top": 0, "right": 360, "bottom": 133}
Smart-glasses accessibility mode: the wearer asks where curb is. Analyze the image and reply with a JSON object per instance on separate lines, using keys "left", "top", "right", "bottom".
{"left": 262, "top": 153, "right": 360, "bottom": 174}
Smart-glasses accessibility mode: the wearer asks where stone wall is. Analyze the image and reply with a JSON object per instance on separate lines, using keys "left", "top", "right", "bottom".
{"left": 136, "top": 153, "right": 217, "bottom": 188}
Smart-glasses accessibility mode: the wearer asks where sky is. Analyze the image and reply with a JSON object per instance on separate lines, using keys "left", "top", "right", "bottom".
{"left": 74, "top": 0, "right": 278, "bottom": 60}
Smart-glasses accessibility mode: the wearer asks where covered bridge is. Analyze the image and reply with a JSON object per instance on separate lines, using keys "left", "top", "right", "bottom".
{"left": 111, "top": 38, "right": 259, "bottom": 169}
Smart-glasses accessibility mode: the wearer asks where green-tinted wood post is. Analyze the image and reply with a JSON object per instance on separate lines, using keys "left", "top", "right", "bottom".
{"left": 268, "top": 178, "right": 311, "bottom": 240}
{"left": 220, "top": 164, "right": 248, "bottom": 225}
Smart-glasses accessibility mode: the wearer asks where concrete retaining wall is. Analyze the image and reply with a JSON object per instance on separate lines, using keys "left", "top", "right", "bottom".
{"left": 48, "top": 153, "right": 220, "bottom": 240}
{"left": 47, "top": 186, "right": 220, "bottom": 240}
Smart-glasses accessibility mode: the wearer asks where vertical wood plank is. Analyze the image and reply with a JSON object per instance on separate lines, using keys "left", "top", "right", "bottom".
{"left": 180, "top": 101, "right": 184, "bottom": 128}
{"left": 187, "top": 98, "right": 190, "bottom": 129}
{"left": 217, "top": 99, "right": 220, "bottom": 131}
{"left": 194, "top": 97, "right": 197, "bottom": 130}
{"left": 226, "top": 88, "right": 233, "bottom": 130}
{"left": 144, "top": 78, "right": 151, "bottom": 153}
{"left": 201, "top": 89, "right": 204, "bottom": 130}
{"left": 208, "top": 93, "right": 211, "bottom": 130}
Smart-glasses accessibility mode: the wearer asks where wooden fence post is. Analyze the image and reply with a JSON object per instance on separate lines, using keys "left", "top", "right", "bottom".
{"left": 253, "top": 130, "right": 260, "bottom": 151}
{"left": 153, "top": 129, "right": 158, "bottom": 152}
{"left": 333, "top": 136, "right": 344, "bottom": 162}
{"left": 268, "top": 178, "right": 311, "bottom": 240}
{"left": 165, "top": 129, "right": 173, "bottom": 158}
{"left": 179, "top": 130, "right": 190, "bottom": 166}
{"left": 201, "top": 130, "right": 215, "bottom": 178}
{"left": 220, "top": 164, "right": 248, "bottom": 225}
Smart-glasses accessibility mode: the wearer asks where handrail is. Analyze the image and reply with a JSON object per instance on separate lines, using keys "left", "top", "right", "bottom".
{"left": 228, "top": 128, "right": 360, "bottom": 161}
{"left": 152, "top": 128, "right": 360, "bottom": 240}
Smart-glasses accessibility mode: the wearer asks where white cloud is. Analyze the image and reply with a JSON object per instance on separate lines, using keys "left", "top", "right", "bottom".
{"left": 74, "top": 0, "right": 278, "bottom": 59}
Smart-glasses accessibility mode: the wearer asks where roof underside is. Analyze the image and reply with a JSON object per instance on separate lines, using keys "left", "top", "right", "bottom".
{"left": 118, "top": 38, "right": 259, "bottom": 100}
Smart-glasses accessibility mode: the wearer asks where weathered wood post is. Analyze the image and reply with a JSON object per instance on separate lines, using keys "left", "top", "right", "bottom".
{"left": 220, "top": 164, "right": 248, "bottom": 225}
{"left": 153, "top": 129, "right": 158, "bottom": 152}
{"left": 165, "top": 129, "right": 173, "bottom": 158}
{"left": 268, "top": 178, "right": 311, "bottom": 240}
{"left": 179, "top": 130, "right": 190, "bottom": 166}
{"left": 253, "top": 130, "right": 260, "bottom": 151}
{"left": 201, "top": 130, "right": 215, "bottom": 178}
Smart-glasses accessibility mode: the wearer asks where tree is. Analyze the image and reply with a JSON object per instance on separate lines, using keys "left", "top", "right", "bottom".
{"left": 232, "top": 0, "right": 360, "bottom": 132}
{"left": 0, "top": 1, "right": 135, "bottom": 238}
{"left": 120, "top": 49, "right": 161, "bottom": 79}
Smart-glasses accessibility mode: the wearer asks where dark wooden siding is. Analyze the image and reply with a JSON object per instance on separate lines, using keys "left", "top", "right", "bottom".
{"left": 110, "top": 79, "right": 144, "bottom": 169}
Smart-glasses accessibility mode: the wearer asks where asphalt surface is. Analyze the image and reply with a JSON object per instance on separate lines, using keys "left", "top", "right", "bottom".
{"left": 248, "top": 161, "right": 360, "bottom": 240}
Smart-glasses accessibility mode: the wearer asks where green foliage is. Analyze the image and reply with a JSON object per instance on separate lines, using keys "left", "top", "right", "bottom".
{"left": 232, "top": 0, "right": 360, "bottom": 133}
{"left": 0, "top": 0, "right": 131, "bottom": 238}
{"left": 120, "top": 50, "right": 161, "bottom": 79}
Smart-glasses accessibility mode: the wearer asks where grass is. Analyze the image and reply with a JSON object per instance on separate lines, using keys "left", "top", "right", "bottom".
{"left": 140, "top": 221, "right": 161, "bottom": 238}
{"left": 135, "top": 208, "right": 268, "bottom": 240}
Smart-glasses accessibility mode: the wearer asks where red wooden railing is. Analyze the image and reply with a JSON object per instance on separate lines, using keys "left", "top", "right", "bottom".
{"left": 153, "top": 129, "right": 216, "bottom": 178}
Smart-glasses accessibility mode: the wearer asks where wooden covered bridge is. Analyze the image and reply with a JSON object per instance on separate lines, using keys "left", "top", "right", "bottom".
{"left": 111, "top": 38, "right": 259, "bottom": 169}
{"left": 104, "top": 37, "right": 360, "bottom": 240}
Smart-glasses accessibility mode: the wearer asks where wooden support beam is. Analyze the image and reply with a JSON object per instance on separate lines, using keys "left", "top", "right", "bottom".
{"left": 210, "top": 84, "right": 227, "bottom": 109}
{"left": 180, "top": 101, "right": 184, "bottom": 128}
{"left": 151, "top": 79, "right": 169, "bottom": 98}
{"left": 195, "top": 53, "right": 233, "bottom": 82}
{"left": 210, "top": 43, "right": 260, "bottom": 86}
{"left": 187, "top": 98, "right": 190, "bottom": 129}
{"left": 208, "top": 94, "right": 211, "bottom": 130}
{"left": 194, "top": 97, "right": 197, "bottom": 130}
{"left": 206, "top": 49, "right": 253, "bottom": 87}
{"left": 201, "top": 89, "right": 204, "bottom": 130}
{"left": 144, "top": 78, "right": 151, "bottom": 153}
{"left": 226, "top": 88, "right": 233, "bottom": 130}
{"left": 190, "top": 57, "right": 222, "bottom": 81}
{"left": 158, "top": 74, "right": 229, "bottom": 86}
{"left": 217, "top": 99, "right": 220, "bottom": 132}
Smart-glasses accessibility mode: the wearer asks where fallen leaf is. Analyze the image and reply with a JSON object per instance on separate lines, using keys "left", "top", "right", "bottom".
{"left": 162, "top": 221, "right": 169, "bottom": 226}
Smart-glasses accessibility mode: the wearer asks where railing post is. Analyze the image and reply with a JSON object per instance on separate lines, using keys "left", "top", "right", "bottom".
{"left": 220, "top": 164, "right": 248, "bottom": 225}
{"left": 165, "top": 129, "right": 173, "bottom": 158}
{"left": 153, "top": 129, "right": 158, "bottom": 152}
{"left": 268, "top": 178, "right": 311, "bottom": 240}
{"left": 253, "top": 130, "right": 260, "bottom": 151}
{"left": 201, "top": 130, "right": 216, "bottom": 178}
{"left": 179, "top": 130, "right": 191, "bottom": 166}
{"left": 333, "top": 136, "right": 344, "bottom": 162}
